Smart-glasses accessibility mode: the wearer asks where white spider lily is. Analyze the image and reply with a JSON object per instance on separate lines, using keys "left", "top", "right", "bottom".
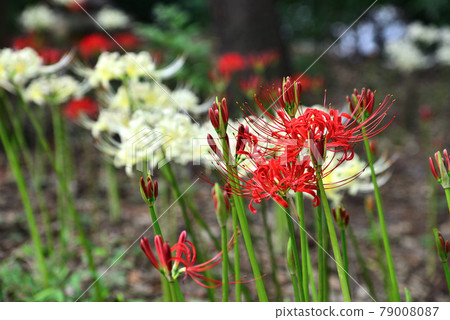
{"left": 20, "top": 4, "right": 60, "bottom": 32}
{"left": 24, "top": 75, "right": 80, "bottom": 106}
{"left": 96, "top": 7, "right": 130, "bottom": 30}
{"left": 322, "top": 152, "right": 394, "bottom": 206}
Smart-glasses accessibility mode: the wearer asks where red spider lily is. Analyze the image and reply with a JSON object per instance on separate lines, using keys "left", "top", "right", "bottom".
{"left": 114, "top": 33, "right": 140, "bottom": 50}
{"left": 215, "top": 156, "right": 318, "bottom": 213}
{"left": 209, "top": 97, "right": 229, "bottom": 136}
{"left": 38, "top": 48, "right": 63, "bottom": 65}
{"left": 247, "top": 88, "right": 395, "bottom": 165}
{"left": 218, "top": 52, "right": 246, "bottom": 79}
{"left": 141, "top": 231, "right": 233, "bottom": 288}
{"left": 65, "top": 98, "right": 98, "bottom": 120}
{"left": 429, "top": 149, "right": 450, "bottom": 188}
{"left": 247, "top": 50, "right": 279, "bottom": 71}
{"left": 12, "top": 34, "right": 40, "bottom": 50}
{"left": 78, "top": 33, "right": 111, "bottom": 58}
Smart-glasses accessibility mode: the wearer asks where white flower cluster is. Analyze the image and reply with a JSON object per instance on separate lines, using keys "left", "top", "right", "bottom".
{"left": 385, "top": 22, "right": 450, "bottom": 72}
{"left": 79, "top": 52, "right": 212, "bottom": 175}
{"left": 77, "top": 51, "right": 185, "bottom": 88}
{"left": 0, "top": 47, "right": 72, "bottom": 92}
{"left": 322, "top": 152, "right": 393, "bottom": 206}
{"left": 20, "top": 4, "right": 61, "bottom": 32}
{"left": 25, "top": 75, "right": 80, "bottom": 106}
{"left": 96, "top": 7, "right": 130, "bottom": 30}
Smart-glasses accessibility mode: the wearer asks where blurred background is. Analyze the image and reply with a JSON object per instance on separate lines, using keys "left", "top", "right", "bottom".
{"left": 1, "top": 0, "right": 450, "bottom": 302}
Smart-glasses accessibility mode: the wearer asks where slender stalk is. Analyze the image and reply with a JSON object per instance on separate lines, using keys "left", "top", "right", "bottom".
{"left": 228, "top": 166, "right": 268, "bottom": 301}
{"left": 306, "top": 244, "right": 318, "bottom": 302}
{"left": 160, "top": 161, "right": 216, "bottom": 302}
{"left": 148, "top": 205, "right": 163, "bottom": 238}
{"left": 442, "top": 261, "right": 450, "bottom": 296}
{"left": 221, "top": 225, "right": 229, "bottom": 301}
{"left": 363, "top": 138, "right": 400, "bottom": 301}
{"left": 16, "top": 90, "right": 102, "bottom": 300}
{"left": 295, "top": 192, "right": 309, "bottom": 301}
{"left": 173, "top": 281, "right": 185, "bottom": 302}
{"left": 348, "top": 225, "right": 377, "bottom": 300}
{"left": 2, "top": 91, "right": 54, "bottom": 252}
{"left": 231, "top": 201, "right": 241, "bottom": 301}
{"left": 445, "top": 188, "right": 450, "bottom": 213}
{"left": 405, "top": 288, "right": 412, "bottom": 302}
{"left": 316, "top": 167, "right": 351, "bottom": 301}
{"left": 50, "top": 102, "right": 68, "bottom": 254}
{"left": 162, "top": 277, "right": 171, "bottom": 302}
{"left": 168, "top": 281, "right": 177, "bottom": 302}
{"left": 314, "top": 200, "right": 325, "bottom": 302}
{"left": 261, "top": 203, "right": 282, "bottom": 300}
{"left": 283, "top": 204, "right": 305, "bottom": 302}
{"left": 0, "top": 108, "right": 49, "bottom": 286}
{"left": 106, "top": 161, "right": 121, "bottom": 222}
{"left": 340, "top": 229, "right": 350, "bottom": 290}
{"left": 290, "top": 273, "right": 301, "bottom": 302}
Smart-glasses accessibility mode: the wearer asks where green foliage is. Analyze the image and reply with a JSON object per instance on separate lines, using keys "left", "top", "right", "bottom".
{"left": 135, "top": 4, "right": 214, "bottom": 96}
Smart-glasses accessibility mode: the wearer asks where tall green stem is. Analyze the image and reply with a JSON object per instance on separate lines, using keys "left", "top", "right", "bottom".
{"left": 283, "top": 204, "right": 305, "bottom": 302}
{"left": 290, "top": 273, "right": 301, "bottom": 302}
{"left": 340, "top": 229, "right": 350, "bottom": 290}
{"left": 17, "top": 90, "right": 102, "bottom": 300}
{"left": 316, "top": 168, "right": 351, "bottom": 302}
{"left": 363, "top": 138, "right": 400, "bottom": 301}
{"left": 221, "top": 225, "right": 229, "bottom": 301}
{"left": 261, "top": 203, "right": 282, "bottom": 300}
{"left": 231, "top": 201, "right": 241, "bottom": 301}
{"left": 442, "top": 261, "right": 450, "bottom": 296}
{"left": 314, "top": 200, "right": 326, "bottom": 302}
{"left": 0, "top": 108, "right": 49, "bottom": 286}
{"left": 295, "top": 192, "right": 309, "bottom": 301}
{"left": 444, "top": 188, "right": 450, "bottom": 213}
{"left": 106, "top": 161, "right": 121, "bottom": 222}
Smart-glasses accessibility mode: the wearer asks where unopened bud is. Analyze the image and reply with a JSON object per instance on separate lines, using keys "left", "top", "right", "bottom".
{"left": 434, "top": 228, "right": 450, "bottom": 262}
{"left": 286, "top": 238, "right": 296, "bottom": 275}
{"left": 212, "top": 184, "right": 230, "bottom": 227}
{"left": 332, "top": 206, "right": 349, "bottom": 230}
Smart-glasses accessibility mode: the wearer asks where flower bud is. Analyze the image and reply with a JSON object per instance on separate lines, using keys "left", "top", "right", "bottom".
{"left": 286, "top": 238, "right": 296, "bottom": 275}
{"left": 279, "top": 76, "right": 302, "bottom": 118}
{"left": 140, "top": 176, "right": 158, "bottom": 206}
{"left": 209, "top": 97, "right": 229, "bottom": 137}
{"left": 429, "top": 150, "right": 450, "bottom": 189}
{"left": 434, "top": 228, "right": 450, "bottom": 262}
{"left": 212, "top": 183, "right": 230, "bottom": 227}
{"left": 332, "top": 206, "right": 350, "bottom": 230}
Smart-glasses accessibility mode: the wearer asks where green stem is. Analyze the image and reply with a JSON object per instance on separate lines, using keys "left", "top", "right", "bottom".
{"left": 17, "top": 90, "right": 102, "bottom": 300}
{"left": 173, "top": 281, "right": 185, "bottom": 302}
{"left": 106, "top": 161, "right": 121, "bottom": 222}
{"left": 160, "top": 161, "right": 215, "bottom": 302}
{"left": 261, "top": 203, "right": 282, "bottom": 301}
{"left": 0, "top": 106, "right": 49, "bottom": 287}
{"left": 314, "top": 200, "right": 325, "bottom": 302}
{"left": 290, "top": 273, "right": 301, "bottom": 302}
{"left": 348, "top": 225, "right": 378, "bottom": 300}
{"left": 231, "top": 201, "right": 241, "bottom": 301}
{"left": 221, "top": 225, "right": 229, "bottom": 301}
{"left": 444, "top": 188, "right": 450, "bottom": 214}
{"left": 50, "top": 102, "right": 68, "bottom": 254}
{"left": 363, "top": 138, "right": 400, "bottom": 301}
{"left": 228, "top": 167, "right": 268, "bottom": 301}
{"left": 340, "top": 229, "right": 350, "bottom": 291}
{"left": 148, "top": 205, "right": 163, "bottom": 238}
{"left": 443, "top": 261, "right": 450, "bottom": 297}
{"left": 283, "top": 204, "right": 305, "bottom": 302}
{"left": 2, "top": 91, "right": 54, "bottom": 253}
{"left": 316, "top": 167, "right": 351, "bottom": 301}
{"left": 295, "top": 192, "right": 309, "bottom": 301}
{"left": 306, "top": 244, "right": 318, "bottom": 301}
{"left": 168, "top": 281, "right": 177, "bottom": 302}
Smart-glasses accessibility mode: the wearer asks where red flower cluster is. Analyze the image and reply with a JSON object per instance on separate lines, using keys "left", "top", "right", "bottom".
{"left": 78, "top": 33, "right": 111, "bottom": 58}
{"left": 207, "top": 77, "right": 395, "bottom": 213}
{"left": 217, "top": 52, "right": 246, "bottom": 79}
{"left": 65, "top": 98, "right": 98, "bottom": 120}
{"left": 141, "top": 231, "right": 233, "bottom": 288}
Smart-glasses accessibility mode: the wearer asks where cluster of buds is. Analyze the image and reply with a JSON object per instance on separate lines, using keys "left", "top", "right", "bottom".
{"left": 209, "top": 97, "right": 229, "bottom": 137}
{"left": 347, "top": 88, "right": 375, "bottom": 120}
{"left": 434, "top": 228, "right": 450, "bottom": 262}
{"left": 332, "top": 206, "right": 350, "bottom": 230}
{"left": 212, "top": 184, "right": 230, "bottom": 227}
{"left": 140, "top": 176, "right": 158, "bottom": 206}
{"left": 278, "top": 76, "right": 302, "bottom": 118}
{"left": 429, "top": 149, "right": 450, "bottom": 189}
